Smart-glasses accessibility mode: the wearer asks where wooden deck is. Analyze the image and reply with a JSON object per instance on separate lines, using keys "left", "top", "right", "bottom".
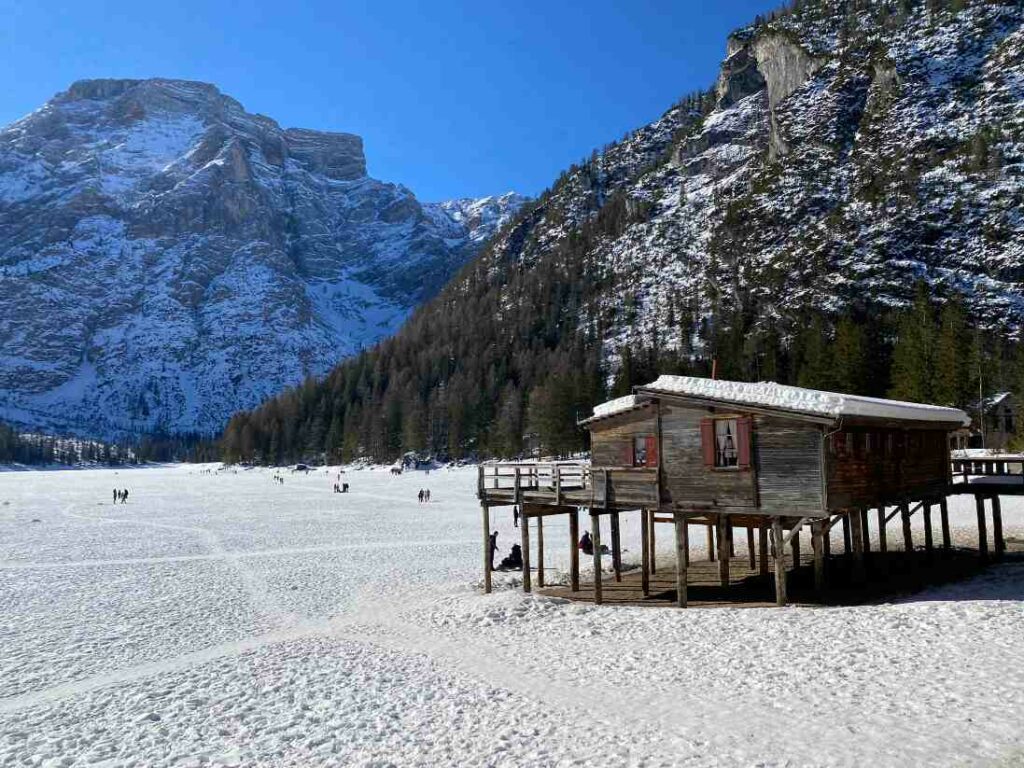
{"left": 538, "top": 543, "right": 1023, "bottom": 608}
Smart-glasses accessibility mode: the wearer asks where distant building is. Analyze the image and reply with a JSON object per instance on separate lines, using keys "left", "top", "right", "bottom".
{"left": 968, "top": 392, "right": 1018, "bottom": 450}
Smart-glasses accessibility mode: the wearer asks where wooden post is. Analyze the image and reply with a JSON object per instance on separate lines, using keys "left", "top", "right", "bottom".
{"left": 842, "top": 513, "right": 852, "bottom": 557}
{"left": 993, "top": 495, "right": 1004, "bottom": 561}
{"left": 859, "top": 508, "right": 871, "bottom": 556}
{"left": 591, "top": 511, "right": 603, "bottom": 604}
{"left": 975, "top": 495, "right": 988, "bottom": 563}
{"left": 648, "top": 508, "right": 657, "bottom": 574}
{"left": 536, "top": 515, "right": 545, "bottom": 588}
{"left": 640, "top": 508, "right": 650, "bottom": 596}
{"left": 876, "top": 505, "right": 888, "bottom": 575}
{"left": 673, "top": 512, "right": 689, "bottom": 608}
{"left": 923, "top": 502, "right": 933, "bottom": 562}
{"left": 717, "top": 515, "right": 730, "bottom": 587}
{"left": 610, "top": 511, "right": 622, "bottom": 583}
{"left": 939, "top": 497, "right": 951, "bottom": 556}
{"left": 520, "top": 506, "right": 532, "bottom": 593}
{"left": 901, "top": 500, "right": 914, "bottom": 567}
{"left": 850, "top": 506, "right": 865, "bottom": 583}
{"left": 707, "top": 523, "right": 716, "bottom": 562}
{"left": 772, "top": 517, "right": 787, "bottom": 607}
{"left": 747, "top": 526, "right": 756, "bottom": 570}
{"left": 790, "top": 530, "right": 801, "bottom": 569}
{"left": 482, "top": 504, "right": 491, "bottom": 594}
{"left": 812, "top": 519, "right": 826, "bottom": 598}
{"left": 758, "top": 522, "right": 769, "bottom": 577}
{"left": 728, "top": 519, "right": 735, "bottom": 558}
{"left": 569, "top": 507, "right": 580, "bottom": 592}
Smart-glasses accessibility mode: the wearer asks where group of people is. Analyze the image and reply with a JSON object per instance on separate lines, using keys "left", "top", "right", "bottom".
{"left": 487, "top": 531, "right": 524, "bottom": 571}
{"left": 112, "top": 489, "right": 130, "bottom": 504}
{"left": 333, "top": 482, "right": 349, "bottom": 493}
{"left": 417, "top": 489, "right": 432, "bottom": 503}
{"left": 272, "top": 474, "right": 285, "bottom": 484}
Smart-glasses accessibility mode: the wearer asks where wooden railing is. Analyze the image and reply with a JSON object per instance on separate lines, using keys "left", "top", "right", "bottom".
{"left": 951, "top": 455, "right": 1024, "bottom": 483}
{"left": 477, "top": 462, "right": 659, "bottom": 506}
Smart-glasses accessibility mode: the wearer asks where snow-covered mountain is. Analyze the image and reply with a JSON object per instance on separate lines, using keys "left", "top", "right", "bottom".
{"left": 0, "top": 79, "right": 524, "bottom": 437}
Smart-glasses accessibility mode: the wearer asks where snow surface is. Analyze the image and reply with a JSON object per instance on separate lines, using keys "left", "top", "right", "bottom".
{"left": 1, "top": 465, "right": 1023, "bottom": 766}
{"left": 588, "top": 394, "right": 640, "bottom": 421}
{"left": 636, "top": 375, "right": 971, "bottom": 425}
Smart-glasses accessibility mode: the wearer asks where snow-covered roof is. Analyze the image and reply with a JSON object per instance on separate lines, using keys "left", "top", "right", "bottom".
{"left": 587, "top": 394, "right": 642, "bottom": 422}
{"left": 633, "top": 376, "right": 970, "bottom": 426}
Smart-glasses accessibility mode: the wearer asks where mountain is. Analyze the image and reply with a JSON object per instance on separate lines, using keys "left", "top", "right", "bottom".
{"left": 0, "top": 78, "right": 524, "bottom": 437}
{"left": 224, "top": 0, "right": 1021, "bottom": 464}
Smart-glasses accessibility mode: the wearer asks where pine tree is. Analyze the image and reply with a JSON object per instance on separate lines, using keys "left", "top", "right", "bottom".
{"left": 888, "top": 286, "right": 935, "bottom": 402}
{"left": 832, "top": 318, "right": 867, "bottom": 394}
{"left": 932, "top": 299, "right": 967, "bottom": 406}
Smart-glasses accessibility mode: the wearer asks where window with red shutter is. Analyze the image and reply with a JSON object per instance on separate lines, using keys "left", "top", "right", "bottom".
{"left": 736, "top": 417, "right": 752, "bottom": 469}
{"left": 621, "top": 442, "right": 634, "bottom": 467}
{"left": 700, "top": 418, "right": 715, "bottom": 468}
{"left": 645, "top": 435, "right": 658, "bottom": 468}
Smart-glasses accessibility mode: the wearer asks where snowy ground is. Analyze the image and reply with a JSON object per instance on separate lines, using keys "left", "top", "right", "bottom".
{"left": 0, "top": 464, "right": 1022, "bottom": 767}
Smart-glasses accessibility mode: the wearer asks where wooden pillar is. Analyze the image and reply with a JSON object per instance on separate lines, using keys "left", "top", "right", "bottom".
{"left": 939, "top": 497, "right": 951, "bottom": 556}
{"left": 876, "top": 506, "right": 888, "bottom": 554}
{"left": 812, "top": 519, "right": 826, "bottom": 598}
{"left": 521, "top": 505, "right": 532, "bottom": 593}
{"left": 850, "top": 506, "right": 865, "bottom": 584}
{"left": 610, "top": 511, "right": 622, "bottom": 583}
{"left": 717, "top": 515, "right": 730, "bottom": 587}
{"left": 728, "top": 519, "right": 735, "bottom": 558}
{"left": 790, "top": 530, "right": 801, "bottom": 569}
{"left": 842, "top": 513, "right": 852, "bottom": 556}
{"left": 640, "top": 508, "right": 650, "bottom": 596}
{"left": 922, "top": 502, "right": 933, "bottom": 562}
{"left": 569, "top": 507, "right": 580, "bottom": 592}
{"left": 992, "top": 495, "right": 1004, "bottom": 560}
{"left": 591, "top": 510, "right": 603, "bottom": 604}
{"left": 707, "top": 523, "right": 716, "bottom": 562}
{"left": 975, "top": 495, "right": 988, "bottom": 563}
{"left": 823, "top": 519, "right": 831, "bottom": 560}
{"left": 758, "top": 522, "right": 769, "bottom": 577}
{"left": 772, "top": 517, "right": 787, "bottom": 607}
{"left": 536, "top": 515, "right": 545, "bottom": 588}
{"left": 747, "top": 526, "right": 756, "bottom": 570}
{"left": 482, "top": 505, "right": 492, "bottom": 594}
{"left": 673, "top": 512, "right": 689, "bottom": 608}
{"left": 859, "top": 508, "right": 871, "bottom": 556}
{"left": 900, "top": 500, "right": 914, "bottom": 568}
{"left": 648, "top": 508, "right": 657, "bottom": 574}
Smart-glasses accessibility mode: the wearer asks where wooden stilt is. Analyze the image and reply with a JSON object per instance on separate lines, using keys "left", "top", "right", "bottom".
{"left": 790, "top": 530, "right": 801, "bottom": 569}
{"left": 610, "top": 511, "right": 622, "bottom": 583}
{"left": 521, "top": 506, "right": 532, "bottom": 593}
{"left": 975, "top": 495, "right": 988, "bottom": 563}
{"left": 758, "top": 523, "right": 769, "bottom": 577}
{"left": 923, "top": 502, "right": 933, "bottom": 562}
{"left": 772, "top": 517, "right": 787, "bottom": 607}
{"left": 859, "top": 508, "right": 871, "bottom": 557}
{"left": 482, "top": 504, "right": 492, "bottom": 594}
{"left": 842, "top": 513, "right": 852, "bottom": 556}
{"left": 640, "top": 508, "right": 650, "bottom": 596}
{"left": 812, "top": 519, "right": 825, "bottom": 598}
{"left": 707, "top": 524, "right": 716, "bottom": 562}
{"left": 876, "top": 506, "right": 888, "bottom": 553}
{"left": 823, "top": 519, "right": 831, "bottom": 560}
{"left": 684, "top": 522, "right": 690, "bottom": 566}
{"left": 747, "top": 526, "right": 756, "bottom": 570}
{"left": 900, "top": 499, "right": 914, "bottom": 567}
{"left": 536, "top": 515, "right": 545, "bottom": 587}
{"left": 673, "top": 512, "right": 689, "bottom": 608}
{"left": 591, "top": 511, "right": 603, "bottom": 604}
{"left": 717, "top": 515, "right": 730, "bottom": 587}
{"left": 850, "top": 506, "right": 865, "bottom": 583}
{"left": 992, "top": 495, "right": 1004, "bottom": 561}
{"left": 569, "top": 507, "right": 579, "bottom": 592}
{"left": 939, "top": 497, "right": 951, "bottom": 556}
{"left": 648, "top": 508, "right": 657, "bottom": 574}
{"left": 728, "top": 519, "right": 735, "bottom": 558}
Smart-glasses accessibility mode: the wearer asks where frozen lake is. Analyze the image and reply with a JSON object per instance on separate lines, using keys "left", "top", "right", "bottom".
{"left": 1, "top": 464, "right": 1023, "bottom": 766}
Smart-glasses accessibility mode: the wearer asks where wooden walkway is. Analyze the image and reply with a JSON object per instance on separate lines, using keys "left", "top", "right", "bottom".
{"left": 538, "top": 543, "right": 1023, "bottom": 608}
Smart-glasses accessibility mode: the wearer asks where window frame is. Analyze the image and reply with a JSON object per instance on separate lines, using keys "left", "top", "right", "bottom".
{"left": 712, "top": 417, "right": 741, "bottom": 470}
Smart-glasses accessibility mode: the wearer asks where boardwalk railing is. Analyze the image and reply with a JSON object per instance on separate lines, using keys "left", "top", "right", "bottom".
{"left": 951, "top": 455, "right": 1024, "bottom": 484}
{"left": 477, "top": 462, "right": 659, "bottom": 507}
{"left": 477, "top": 462, "right": 588, "bottom": 496}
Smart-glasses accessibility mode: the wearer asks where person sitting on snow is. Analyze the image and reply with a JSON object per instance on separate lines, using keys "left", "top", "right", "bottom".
{"left": 498, "top": 544, "right": 524, "bottom": 571}
{"left": 579, "top": 530, "right": 593, "bottom": 556}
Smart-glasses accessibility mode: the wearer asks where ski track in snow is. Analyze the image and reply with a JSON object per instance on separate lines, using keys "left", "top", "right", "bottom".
{"left": 0, "top": 465, "right": 1023, "bottom": 766}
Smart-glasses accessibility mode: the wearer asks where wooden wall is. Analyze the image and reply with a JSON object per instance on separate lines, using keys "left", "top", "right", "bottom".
{"left": 755, "top": 416, "right": 825, "bottom": 514}
{"left": 590, "top": 408, "right": 657, "bottom": 468}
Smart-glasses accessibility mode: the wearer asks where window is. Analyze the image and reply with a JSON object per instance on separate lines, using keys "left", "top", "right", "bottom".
{"left": 1005, "top": 410, "right": 1015, "bottom": 433}
{"left": 714, "top": 419, "right": 739, "bottom": 468}
{"left": 633, "top": 436, "right": 648, "bottom": 467}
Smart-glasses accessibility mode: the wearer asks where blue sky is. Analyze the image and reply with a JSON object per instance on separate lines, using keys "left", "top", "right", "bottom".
{"left": 0, "top": 0, "right": 776, "bottom": 201}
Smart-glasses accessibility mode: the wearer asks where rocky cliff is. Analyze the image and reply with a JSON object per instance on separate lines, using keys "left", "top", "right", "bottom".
{"left": 0, "top": 79, "right": 524, "bottom": 436}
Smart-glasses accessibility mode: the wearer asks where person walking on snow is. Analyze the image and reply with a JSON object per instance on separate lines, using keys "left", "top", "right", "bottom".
{"left": 489, "top": 531, "right": 499, "bottom": 571}
{"left": 113, "top": 489, "right": 117, "bottom": 504}
{"left": 123, "top": 489, "right": 129, "bottom": 504}
{"left": 513, "top": 505, "right": 519, "bottom": 528}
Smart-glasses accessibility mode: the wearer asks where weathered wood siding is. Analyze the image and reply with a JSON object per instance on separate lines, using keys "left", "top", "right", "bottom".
{"left": 754, "top": 416, "right": 825, "bottom": 514}
{"left": 826, "top": 427, "right": 949, "bottom": 507}
{"left": 589, "top": 408, "right": 657, "bottom": 468}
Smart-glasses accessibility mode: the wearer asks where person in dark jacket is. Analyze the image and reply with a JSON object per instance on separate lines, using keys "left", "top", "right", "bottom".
{"left": 579, "top": 530, "right": 593, "bottom": 556}
{"left": 489, "top": 531, "right": 499, "bottom": 571}
{"left": 498, "top": 544, "right": 523, "bottom": 570}
{"left": 512, "top": 505, "right": 519, "bottom": 528}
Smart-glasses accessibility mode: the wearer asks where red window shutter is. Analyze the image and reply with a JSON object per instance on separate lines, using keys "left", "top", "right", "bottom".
{"left": 621, "top": 441, "right": 634, "bottom": 467}
{"left": 645, "top": 436, "right": 658, "bottom": 468}
{"left": 700, "top": 418, "right": 715, "bottom": 468}
{"left": 736, "top": 417, "right": 752, "bottom": 469}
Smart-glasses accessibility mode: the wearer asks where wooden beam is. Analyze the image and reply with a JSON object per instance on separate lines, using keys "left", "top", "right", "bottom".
{"left": 648, "top": 508, "right": 657, "bottom": 574}
{"left": 900, "top": 500, "right": 914, "bottom": 566}
{"left": 569, "top": 507, "right": 579, "bottom": 592}
{"left": 781, "top": 516, "right": 811, "bottom": 546}
{"left": 640, "top": 508, "right": 650, "bottom": 596}
{"left": 859, "top": 508, "right": 871, "bottom": 556}
{"left": 876, "top": 506, "right": 888, "bottom": 554}
{"left": 611, "top": 511, "right": 622, "bottom": 583}
{"left": 707, "top": 523, "right": 716, "bottom": 562}
{"left": 521, "top": 504, "right": 532, "bottom": 593}
{"left": 772, "top": 517, "right": 787, "bottom": 607}
{"left": 717, "top": 515, "right": 730, "bottom": 587}
{"left": 812, "top": 519, "right": 826, "bottom": 598}
{"left": 993, "top": 495, "right": 1004, "bottom": 561}
{"left": 673, "top": 511, "right": 689, "bottom": 608}
{"left": 939, "top": 496, "right": 951, "bottom": 556}
{"left": 747, "top": 526, "right": 756, "bottom": 570}
{"left": 758, "top": 523, "right": 769, "bottom": 577}
{"left": 923, "top": 502, "right": 933, "bottom": 562}
{"left": 790, "top": 530, "right": 801, "bottom": 569}
{"left": 842, "top": 513, "right": 852, "bottom": 557}
{"left": 591, "top": 510, "right": 603, "bottom": 604}
{"left": 975, "top": 495, "right": 988, "bottom": 563}
{"left": 850, "top": 506, "right": 865, "bottom": 584}
{"left": 536, "top": 515, "right": 545, "bottom": 588}
{"left": 482, "top": 504, "right": 491, "bottom": 594}
{"left": 728, "top": 518, "right": 736, "bottom": 558}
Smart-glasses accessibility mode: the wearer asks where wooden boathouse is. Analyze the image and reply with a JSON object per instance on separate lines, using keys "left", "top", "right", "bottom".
{"left": 477, "top": 375, "right": 1015, "bottom": 607}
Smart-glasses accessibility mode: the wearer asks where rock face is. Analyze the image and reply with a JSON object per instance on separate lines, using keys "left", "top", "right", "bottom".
{"left": 0, "top": 79, "right": 524, "bottom": 437}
